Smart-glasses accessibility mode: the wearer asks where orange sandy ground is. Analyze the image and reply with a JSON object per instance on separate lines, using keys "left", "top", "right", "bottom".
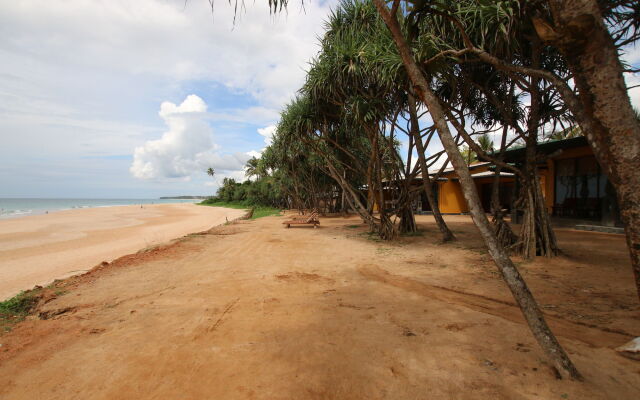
{"left": 0, "top": 203, "right": 246, "bottom": 299}
{"left": 0, "top": 213, "right": 639, "bottom": 399}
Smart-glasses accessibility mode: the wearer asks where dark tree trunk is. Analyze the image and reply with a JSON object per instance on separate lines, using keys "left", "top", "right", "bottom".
{"left": 374, "top": 0, "right": 582, "bottom": 380}
{"left": 515, "top": 131, "right": 559, "bottom": 259}
{"left": 398, "top": 199, "right": 418, "bottom": 234}
{"left": 537, "top": 0, "right": 640, "bottom": 300}
{"left": 408, "top": 93, "right": 456, "bottom": 241}
{"left": 491, "top": 127, "right": 517, "bottom": 248}
{"left": 368, "top": 126, "right": 398, "bottom": 240}
{"left": 326, "top": 162, "right": 378, "bottom": 228}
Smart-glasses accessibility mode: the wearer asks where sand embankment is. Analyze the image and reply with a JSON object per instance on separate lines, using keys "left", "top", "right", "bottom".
{"left": 0, "top": 214, "right": 638, "bottom": 399}
{"left": 0, "top": 203, "right": 245, "bottom": 299}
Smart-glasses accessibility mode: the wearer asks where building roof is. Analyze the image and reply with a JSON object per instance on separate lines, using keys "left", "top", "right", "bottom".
{"left": 437, "top": 161, "right": 491, "bottom": 175}
{"left": 444, "top": 170, "right": 515, "bottom": 181}
{"left": 497, "top": 136, "right": 588, "bottom": 163}
{"left": 470, "top": 171, "right": 515, "bottom": 179}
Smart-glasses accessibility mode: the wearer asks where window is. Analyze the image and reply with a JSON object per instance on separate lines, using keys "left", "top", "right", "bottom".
{"left": 554, "top": 156, "right": 603, "bottom": 219}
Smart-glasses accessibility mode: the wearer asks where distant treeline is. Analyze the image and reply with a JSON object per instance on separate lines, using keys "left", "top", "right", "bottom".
{"left": 203, "top": 175, "right": 287, "bottom": 209}
{"left": 159, "top": 196, "right": 211, "bottom": 199}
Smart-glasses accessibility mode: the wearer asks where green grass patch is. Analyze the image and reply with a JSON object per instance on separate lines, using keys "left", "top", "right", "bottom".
{"left": 357, "top": 231, "right": 382, "bottom": 242}
{"left": 0, "top": 290, "right": 41, "bottom": 333}
{"left": 345, "top": 224, "right": 362, "bottom": 229}
{"left": 198, "top": 200, "right": 280, "bottom": 220}
{"left": 250, "top": 206, "right": 281, "bottom": 219}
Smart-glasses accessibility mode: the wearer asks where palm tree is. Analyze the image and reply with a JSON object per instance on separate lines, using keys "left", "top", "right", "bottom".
{"left": 460, "top": 145, "right": 476, "bottom": 165}
{"left": 206, "top": 167, "right": 215, "bottom": 178}
{"left": 245, "top": 157, "right": 260, "bottom": 179}
{"left": 372, "top": 0, "right": 580, "bottom": 378}
{"left": 477, "top": 134, "right": 494, "bottom": 153}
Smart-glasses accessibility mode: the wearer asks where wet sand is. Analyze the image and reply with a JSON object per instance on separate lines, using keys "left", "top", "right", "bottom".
{"left": 0, "top": 204, "right": 246, "bottom": 299}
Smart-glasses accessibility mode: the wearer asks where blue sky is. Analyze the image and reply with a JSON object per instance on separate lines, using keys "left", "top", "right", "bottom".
{"left": 0, "top": 0, "right": 338, "bottom": 198}
{"left": 0, "top": 1, "right": 638, "bottom": 199}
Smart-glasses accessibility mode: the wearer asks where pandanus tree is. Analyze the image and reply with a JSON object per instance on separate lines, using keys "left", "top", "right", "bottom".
{"left": 530, "top": 1, "right": 640, "bottom": 300}
{"left": 208, "top": 0, "right": 640, "bottom": 380}
{"left": 301, "top": 7, "right": 405, "bottom": 239}
{"left": 268, "top": 106, "right": 341, "bottom": 213}
{"left": 385, "top": 0, "right": 640, "bottom": 300}
{"left": 411, "top": 0, "right": 583, "bottom": 259}
{"left": 435, "top": 58, "right": 566, "bottom": 258}
{"left": 310, "top": 0, "right": 456, "bottom": 239}
{"left": 371, "top": 0, "right": 583, "bottom": 378}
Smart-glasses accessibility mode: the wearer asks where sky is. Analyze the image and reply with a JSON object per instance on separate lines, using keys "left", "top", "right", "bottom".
{"left": 0, "top": 0, "right": 338, "bottom": 198}
{"left": 0, "top": 1, "right": 638, "bottom": 199}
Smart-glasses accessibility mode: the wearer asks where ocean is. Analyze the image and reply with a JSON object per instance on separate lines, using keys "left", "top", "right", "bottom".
{"left": 0, "top": 198, "right": 203, "bottom": 219}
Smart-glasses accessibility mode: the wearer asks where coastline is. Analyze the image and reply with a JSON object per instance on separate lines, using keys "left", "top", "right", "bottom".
{"left": 0, "top": 198, "right": 202, "bottom": 220}
{"left": 0, "top": 203, "right": 246, "bottom": 300}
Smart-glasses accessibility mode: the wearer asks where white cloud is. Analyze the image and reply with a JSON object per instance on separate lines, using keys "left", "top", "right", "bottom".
{"left": 246, "top": 150, "right": 262, "bottom": 158}
{"left": 257, "top": 125, "right": 276, "bottom": 146}
{"left": 0, "top": 1, "right": 338, "bottom": 197}
{"left": 243, "top": 124, "right": 277, "bottom": 160}
{"left": 0, "top": 0, "right": 334, "bottom": 110}
{"left": 130, "top": 95, "right": 251, "bottom": 180}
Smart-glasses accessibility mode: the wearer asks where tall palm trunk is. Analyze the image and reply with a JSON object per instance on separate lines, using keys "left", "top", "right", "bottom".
{"left": 535, "top": 0, "right": 640, "bottom": 300}
{"left": 515, "top": 77, "right": 559, "bottom": 258}
{"left": 408, "top": 93, "right": 455, "bottom": 242}
{"left": 491, "top": 126, "right": 517, "bottom": 247}
{"left": 519, "top": 43, "right": 558, "bottom": 258}
{"left": 374, "top": 0, "right": 581, "bottom": 380}
{"left": 371, "top": 128, "right": 397, "bottom": 240}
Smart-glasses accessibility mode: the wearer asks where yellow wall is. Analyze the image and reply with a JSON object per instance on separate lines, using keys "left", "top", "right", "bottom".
{"left": 434, "top": 145, "right": 596, "bottom": 214}
{"left": 437, "top": 180, "right": 468, "bottom": 213}
{"left": 436, "top": 163, "right": 492, "bottom": 213}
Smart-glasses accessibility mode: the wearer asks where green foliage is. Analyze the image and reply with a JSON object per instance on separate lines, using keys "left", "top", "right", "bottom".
{"left": 477, "top": 134, "right": 494, "bottom": 152}
{"left": 0, "top": 290, "right": 40, "bottom": 332}
{"left": 206, "top": 172, "right": 286, "bottom": 208}
{"left": 545, "top": 126, "right": 583, "bottom": 141}
{"left": 460, "top": 145, "right": 477, "bottom": 165}
{"left": 198, "top": 200, "right": 280, "bottom": 220}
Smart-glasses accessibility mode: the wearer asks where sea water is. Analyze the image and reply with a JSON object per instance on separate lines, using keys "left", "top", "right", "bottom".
{"left": 0, "top": 198, "right": 202, "bottom": 219}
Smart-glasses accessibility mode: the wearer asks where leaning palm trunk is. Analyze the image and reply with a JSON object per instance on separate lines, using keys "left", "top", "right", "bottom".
{"left": 374, "top": 0, "right": 581, "bottom": 380}
{"left": 408, "top": 93, "right": 455, "bottom": 241}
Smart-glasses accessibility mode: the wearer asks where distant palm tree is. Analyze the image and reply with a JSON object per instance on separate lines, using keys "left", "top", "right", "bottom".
{"left": 460, "top": 145, "right": 476, "bottom": 165}
{"left": 245, "top": 157, "right": 260, "bottom": 178}
{"left": 206, "top": 168, "right": 218, "bottom": 198}
{"left": 477, "top": 134, "right": 494, "bottom": 153}
{"left": 546, "top": 126, "right": 582, "bottom": 141}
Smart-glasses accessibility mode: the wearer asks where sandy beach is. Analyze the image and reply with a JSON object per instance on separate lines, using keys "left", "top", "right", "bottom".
{"left": 0, "top": 204, "right": 246, "bottom": 299}
{"left": 0, "top": 213, "right": 638, "bottom": 399}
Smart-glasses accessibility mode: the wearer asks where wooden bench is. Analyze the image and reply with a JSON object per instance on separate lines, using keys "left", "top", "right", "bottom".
{"left": 289, "top": 209, "right": 318, "bottom": 221}
{"left": 283, "top": 211, "right": 320, "bottom": 228}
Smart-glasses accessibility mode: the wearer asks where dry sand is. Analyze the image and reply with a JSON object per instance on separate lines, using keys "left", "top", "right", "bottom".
{"left": 0, "top": 203, "right": 246, "bottom": 299}
{"left": 0, "top": 213, "right": 639, "bottom": 399}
